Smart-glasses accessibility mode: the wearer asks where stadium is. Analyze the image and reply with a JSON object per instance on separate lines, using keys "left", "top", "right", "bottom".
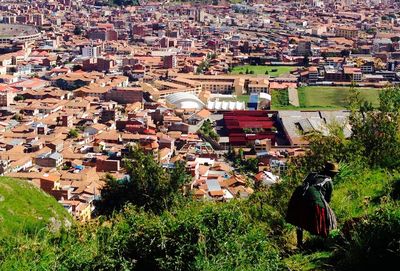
{"left": 0, "top": 24, "right": 41, "bottom": 44}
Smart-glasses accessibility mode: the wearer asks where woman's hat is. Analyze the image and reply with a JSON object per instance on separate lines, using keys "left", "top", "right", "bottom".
{"left": 325, "top": 162, "right": 339, "bottom": 173}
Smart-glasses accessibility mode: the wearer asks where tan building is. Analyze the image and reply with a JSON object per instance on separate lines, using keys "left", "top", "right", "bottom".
{"left": 335, "top": 27, "right": 359, "bottom": 39}
{"left": 177, "top": 74, "right": 253, "bottom": 96}
{"left": 105, "top": 87, "right": 144, "bottom": 104}
{"left": 35, "top": 152, "right": 63, "bottom": 168}
{"left": 0, "top": 86, "right": 17, "bottom": 106}
{"left": 248, "top": 79, "right": 269, "bottom": 93}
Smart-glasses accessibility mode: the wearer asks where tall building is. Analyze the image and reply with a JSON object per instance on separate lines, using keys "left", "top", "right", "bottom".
{"left": 163, "top": 55, "right": 177, "bottom": 69}
{"left": 59, "top": 115, "right": 73, "bottom": 127}
{"left": 195, "top": 9, "right": 205, "bottom": 23}
{"left": 296, "top": 40, "right": 312, "bottom": 56}
{"left": 0, "top": 87, "right": 17, "bottom": 107}
{"left": 88, "top": 29, "right": 118, "bottom": 41}
{"left": 3, "top": 16, "right": 16, "bottom": 24}
{"left": 32, "top": 14, "right": 44, "bottom": 26}
{"left": 82, "top": 45, "right": 101, "bottom": 58}
{"left": 160, "top": 37, "right": 170, "bottom": 48}
{"left": 335, "top": 26, "right": 359, "bottom": 39}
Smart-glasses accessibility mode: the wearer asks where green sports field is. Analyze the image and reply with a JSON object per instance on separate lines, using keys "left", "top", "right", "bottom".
{"left": 230, "top": 65, "right": 296, "bottom": 77}
{"left": 298, "top": 86, "right": 381, "bottom": 109}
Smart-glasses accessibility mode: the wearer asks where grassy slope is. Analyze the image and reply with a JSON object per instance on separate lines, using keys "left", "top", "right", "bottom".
{"left": 0, "top": 177, "right": 71, "bottom": 235}
{"left": 285, "top": 167, "right": 398, "bottom": 270}
{"left": 0, "top": 169, "right": 396, "bottom": 270}
{"left": 331, "top": 168, "right": 394, "bottom": 221}
{"left": 231, "top": 65, "right": 296, "bottom": 77}
{"left": 298, "top": 86, "right": 381, "bottom": 109}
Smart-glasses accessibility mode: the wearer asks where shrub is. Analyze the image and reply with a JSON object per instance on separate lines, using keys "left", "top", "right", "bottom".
{"left": 334, "top": 204, "right": 400, "bottom": 270}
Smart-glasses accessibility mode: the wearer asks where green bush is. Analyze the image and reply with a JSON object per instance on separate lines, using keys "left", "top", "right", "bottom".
{"left": 96, "top": 148, "right": 190, "bottom": 215}
{"left": 110, "top": 201, "right": 285, "bottom": 271}
{"left": 334, "top": 204, "right": 400, "bottom": 270}
{"left": 0, "top": 199, "right": 286, "bottom": 270}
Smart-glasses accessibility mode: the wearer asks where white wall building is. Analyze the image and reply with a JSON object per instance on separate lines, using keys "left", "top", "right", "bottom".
{"left": 82, "top": 46, "right": 101, "bottom": 58}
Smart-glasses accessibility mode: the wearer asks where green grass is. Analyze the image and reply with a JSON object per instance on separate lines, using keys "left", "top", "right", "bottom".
{"left": 283, "top": 167, "right": 398, "bottom": 271}
{"left": 271, "top": 86, "right": 382, "bottom": 110}
{"left": 285, "top": 251, "right": 333, "bottom": 271}
{"left": 237, "top": 95, "right": 250, "bottom": 103}
{"left": 332, "top": 168, "right": 395, "bottom": 221}
{"left": 0, "top": 177, "right": 71, "bottom": 235}
{"left": 271, "top": 89, "right": 313, "bottom": 110}
{"left": 271, "top": 89, "right": 289, "bottom": 108}
{"left": 298, "top": 86, "right": 381, "bottom": 109}
{"left": 230, "top": 65, "right": 296, "bottom": 77}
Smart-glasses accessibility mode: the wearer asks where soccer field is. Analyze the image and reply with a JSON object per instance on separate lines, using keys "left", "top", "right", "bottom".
{"left": 298, "top": 86, "right": 381, "bottom": 109}
{"left": 230, "top": 65, "right": 296, "bottom": 77}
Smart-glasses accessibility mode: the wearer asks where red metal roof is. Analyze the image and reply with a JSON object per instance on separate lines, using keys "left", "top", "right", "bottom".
{"left": 224, "top": 111, "right": 277, "bottom": 145}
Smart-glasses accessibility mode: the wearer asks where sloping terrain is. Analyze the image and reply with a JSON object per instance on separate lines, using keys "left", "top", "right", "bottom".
{"left": 0, "top": 177, "right": 71, "bottom": 235}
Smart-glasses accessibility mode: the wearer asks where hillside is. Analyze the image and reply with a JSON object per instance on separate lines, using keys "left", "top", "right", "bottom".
{"left": 0, "top": 177, "right": 72, "bottom": 235}
{"left": 0, "top": 160, "right": 399, "bottom": 269}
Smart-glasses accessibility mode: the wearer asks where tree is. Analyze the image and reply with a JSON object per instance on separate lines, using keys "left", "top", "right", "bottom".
{"left": 349, "top": 86, "right": 400, "bottom": 168}
{"left": 111, "top": 0, "right": 140, "bottom": 6}
{"left": 289, "top": 122, "right": 355, "bottom": 175}
{"left": 391, "top": 36, "right": 400, "bottom": 43}
{"left": 196, "top": 60, "right": 209, "bottom": 74}
{"left": 303, "top": 54, "right": 310, "bottom": 67}
{"left": 246, "top": 158, "right": 259, "bottom": 173}
{"left": 73, "top": 25, "right": 82, "bottom": 35}
{"left": 199, "top": 120, "right": 219, "bottom": 141}
{"left": 287, "top": 85, "right": 400, "bottom": 174}
{"left": 169, "top": 161, "right": 191, "bottom": 196}
{"left": 341, "top": 49, "right": 350, "bottom": 58}
{"left": 72, "top": 65, "right": 82, "bottom": 71}
{"left": 12, "top": 113, "right": 23, "bottom": 121}
{"left": 14, "top": 95, "right": 25, "bottom": 102}
{"left": 68, "top": 129, "right": 79, "bottom": 138}
{"left": 208, "top": 52, "right": 217, "bottom": 60}
{"left": 97, "top": 147, "right": 190, "bottom": 215}
{"left": 366, "top": 28, "right": 377, "bottom": 35}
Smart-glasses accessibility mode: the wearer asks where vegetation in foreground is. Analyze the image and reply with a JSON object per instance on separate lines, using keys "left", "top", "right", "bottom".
{"left": 0, "top": 178, "right": 71, "bottom": 236}
{"left": 1, "top": 87, "right": 400, "bottom": 270}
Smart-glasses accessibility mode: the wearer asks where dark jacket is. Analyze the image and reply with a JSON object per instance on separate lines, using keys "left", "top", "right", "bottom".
{"left": 286, "top": 172, "right": 334, "bottom": 236}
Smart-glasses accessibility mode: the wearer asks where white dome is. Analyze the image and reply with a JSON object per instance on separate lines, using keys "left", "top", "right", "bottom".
{"left": 166, "top": 92, "right": 205, "bottom": 109}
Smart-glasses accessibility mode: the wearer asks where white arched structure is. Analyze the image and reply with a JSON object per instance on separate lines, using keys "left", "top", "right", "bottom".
{"left": 165, "top": 92, "right": 205, "bottom": 109}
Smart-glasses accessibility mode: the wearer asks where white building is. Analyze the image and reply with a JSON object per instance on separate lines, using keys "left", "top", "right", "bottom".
{"left": 166, "top": 92, "right": 205, "bottom": 109}
{"left": 82, "top": 46, "right": 101, "bottom": 58}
